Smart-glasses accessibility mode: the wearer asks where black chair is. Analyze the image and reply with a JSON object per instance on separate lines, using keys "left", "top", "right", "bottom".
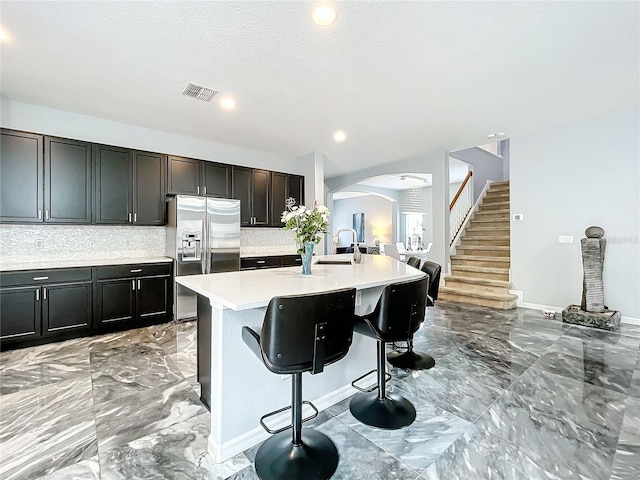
{"left": 242, "top": 288, "right": 357, "bottom": 480}
{"left": 349, "top": 277, "right": 428, "bottom": 429}
{"left": 387, "top": 261, "right": 442, "bottom": 370}
{"left": 422, "top": 261, "right": 442, "bottom": 306}
{"left": 406, "top": 256, "right": 421, "bottom": 269}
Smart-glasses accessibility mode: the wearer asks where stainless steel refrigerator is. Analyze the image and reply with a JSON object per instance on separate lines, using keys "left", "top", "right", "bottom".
{"left": 166, "top": 195, "right": 241, "bottom": 321}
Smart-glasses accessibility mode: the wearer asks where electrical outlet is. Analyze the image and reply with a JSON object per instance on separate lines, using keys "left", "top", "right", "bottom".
{"left": 512, "top": 213, "right": 524, "bottom": 221}
{"left": 355, "top": 291, "right": 362, "bottom": 307}
{"left": 35, "top": 239, "right": 44, "bottom": 249}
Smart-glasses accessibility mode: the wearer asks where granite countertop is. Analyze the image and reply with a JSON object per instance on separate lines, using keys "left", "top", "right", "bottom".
{"left": 0, "top": 257, "right": 173, "bottom": 272}
{"left": 176, "top": 254, "right": 425, "bottom": 311}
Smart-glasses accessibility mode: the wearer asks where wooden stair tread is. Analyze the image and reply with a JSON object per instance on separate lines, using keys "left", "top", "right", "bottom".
{"left": 453, "top": 265, "right": 510, "bottom": 274}
{"left": 440, "top": 286, "right": 518, "bottom": 301}
{"left": 452, "top": 254, "right": 510, "bottom": 262}
{"left": 445, "top": 276, "right": 511, "bottom": 287}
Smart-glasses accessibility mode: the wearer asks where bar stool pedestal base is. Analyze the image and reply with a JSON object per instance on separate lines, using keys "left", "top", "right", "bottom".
{"left": 387, "top": 349, "right": 435, "bottom": 370}
{"left": 349, "top": 391, "right": 416, "bottom": 429}
{"left": 254, "top": 429, "right": 338, "bottom": 480}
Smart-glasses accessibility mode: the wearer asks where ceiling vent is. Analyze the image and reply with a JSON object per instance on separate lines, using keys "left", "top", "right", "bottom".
{"left": 182, "top": 83, "right": 218, "bottom": 102}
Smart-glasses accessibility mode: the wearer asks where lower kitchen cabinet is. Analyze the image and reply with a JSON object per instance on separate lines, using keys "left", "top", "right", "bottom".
{"left": 240, "top": 254, "right": 302, "bottom": 271}
{"left": 94, "top": 263, "right": 172, "bottom": 328}
{"left": 0, "top": 267, "right": 93, "bottom": 347}
{"left": 0, "top": 262, "right": 173, "bottom": 351}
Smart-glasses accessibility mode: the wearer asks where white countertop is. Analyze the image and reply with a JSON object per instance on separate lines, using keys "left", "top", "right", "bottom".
{"left": 0, "top": 257, "right": 173, "bottom": 272}
{"left": 176, "top": 254, "right": 425, "bottom": 311}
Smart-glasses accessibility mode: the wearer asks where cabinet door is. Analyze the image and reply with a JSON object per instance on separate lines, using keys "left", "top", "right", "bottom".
{"left": 252, "top": 169, "right": 270, "bottom": 226}
{"left": 167, "top": 156, "right": 200, "bottom": 196}
{"left": 0, "top": 129, "right": 43, "bottom": 223}
{"left": 94, "top": 144, "right": 132, "bottom": 224}
{"left": 43, "top": 282, "right": 92, "bottom": 335}
{"left": 232, "top": 166, "right": 252, "bottom": 226}
{"left": 0, "top": 286, "right": 41, "bottom": 341}
{"left": 287, "top": 174, "right": 305, "bottom": 209}
{"left": 44, "top": 136, "right": 92, "bottom": 224}
{"left": 202, "top": 162, "right": 231, "bottom": 198}
{"left": 95, "top": 279, "right": 135, "bottom": 325}
{"left": 270, "top": 172, "right": 287, "bottom": 227}
{"left": 136, "top": 276, "right": 170, "bottom": 321}
{"left": 133, "top": 151, "right": 166, "bottom": 225}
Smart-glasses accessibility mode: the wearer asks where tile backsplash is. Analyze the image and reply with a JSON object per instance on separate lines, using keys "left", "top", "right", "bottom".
{"left": 0, "top": 225, "right": 166, "bottom": 263}
{"left": 240, "top": 227, "right": 297, "bottom": 255}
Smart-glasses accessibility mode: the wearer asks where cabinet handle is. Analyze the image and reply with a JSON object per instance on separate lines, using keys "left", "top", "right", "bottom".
{"left": 132, "top": 280, "right": 135, "bottom": 291}
{"left": 43, "top": 287, "right": 47, "bottom": 300}
{"left": 33, "top": 276, "right": 49, "bottom": 280}
{"left": 128, "top": 213, "right": 132, "bottom": 222}
{"left": 45, "top": 210, "right": 50, "bottom": 220}
{"left": 257, "top": 260, "right": 266, "bottom": 264}
{"left": 130, "top": 269, "right": 142, "bottom": 273}
{"left": 36, "top": 289, "right": 40, "bottom": 301}
{"left": 134, "top": 213, "right": 137, "bottom": 223}
{"left": 203, "top": 187, "right": 207, "bottom": 195}
{"left": 38, "top": 209, "right": 42, "bottom": 220}
{"left": 137, "top": 279, "right": 141, "bottom": 290}
{"left": 197, "top": 186, "right": 200, "bottom": 195}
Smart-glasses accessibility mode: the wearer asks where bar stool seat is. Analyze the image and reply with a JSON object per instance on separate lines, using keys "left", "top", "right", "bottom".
{"left": 242, "top": 288, "right": 356, "bottom": 480}
{"left": 350, "top": 276, "right": 428, "bottom": 429}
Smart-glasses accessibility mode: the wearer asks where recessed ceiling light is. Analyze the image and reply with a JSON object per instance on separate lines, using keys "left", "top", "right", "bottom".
{"left": 496, "top": 132, "right": 506, "bottom": 138}
{"left": 312, "top": 5, "right": 337, "bottom": 26}
{"left": 219, "top": 96, "right": 237, "bottom": 110}
{"left": 0, "top": 26, "right": 10, "bottom": 43}
{"left": 486, "top": 133, "right": 497, "bottom": 140}
{"left": 334, "top": 130, "right": 346, "bottom": 142}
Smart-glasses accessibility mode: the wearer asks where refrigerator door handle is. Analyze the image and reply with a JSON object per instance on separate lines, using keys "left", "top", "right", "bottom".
{"left": 202, "top": 212, "right": 208, "bottom": 275}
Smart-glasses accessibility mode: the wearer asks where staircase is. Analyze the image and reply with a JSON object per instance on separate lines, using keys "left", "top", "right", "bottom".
{"left": 439, "top": 181, "right": 518, "bottom": 309}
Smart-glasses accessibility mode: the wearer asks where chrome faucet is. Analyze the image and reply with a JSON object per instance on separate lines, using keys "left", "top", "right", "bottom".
{"left": 333, "top": 228, "right": 363, "bottom": 263}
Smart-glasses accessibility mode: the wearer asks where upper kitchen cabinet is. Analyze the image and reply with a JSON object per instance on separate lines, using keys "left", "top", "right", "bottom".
{"left": 232, "top": 166, "right": 270, "bottom": 226}
{"left": 270, "top": 172, "right": 305, "bottom": 227}
{"left": 167, "top": 155, "right": 231, "bottom": 198}
{"left": 95, "top": 145, "right": 166, "bottom": 225}
{"left": 0, "top": 130, "right": 92, "bottom": 224}
{"left": 45, "top": 136, "right": 92, "bottom": 223}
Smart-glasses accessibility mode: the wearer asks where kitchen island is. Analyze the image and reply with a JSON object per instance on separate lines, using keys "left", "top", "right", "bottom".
{"left": 176, "top": 254, "right": 425, "bottom": 463}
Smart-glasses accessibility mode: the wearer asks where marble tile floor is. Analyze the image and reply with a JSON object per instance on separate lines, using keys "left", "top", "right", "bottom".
{"left": 1, "top": 303, "right": 639, "bottom": 479}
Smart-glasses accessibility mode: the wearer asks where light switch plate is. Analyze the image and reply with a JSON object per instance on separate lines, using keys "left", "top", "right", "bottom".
{"left": 559, "top": 236, "right": 574, "bottom": 244}
{"left": 512, "top": 214, "right": 524, "bottom": 221}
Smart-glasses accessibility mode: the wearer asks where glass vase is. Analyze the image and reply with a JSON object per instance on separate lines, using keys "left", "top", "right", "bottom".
{"left": 301, "top": 241, "right": 315, "bottom": 275}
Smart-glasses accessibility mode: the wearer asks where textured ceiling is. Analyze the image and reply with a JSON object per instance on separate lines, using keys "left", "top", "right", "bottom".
{"left": 1, "top": 1, "right": 638, "bottom": 178}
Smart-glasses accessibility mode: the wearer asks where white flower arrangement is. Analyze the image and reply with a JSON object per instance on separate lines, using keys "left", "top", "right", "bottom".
{"left": 281, "top": 198, "right": 330, "bottom": 254}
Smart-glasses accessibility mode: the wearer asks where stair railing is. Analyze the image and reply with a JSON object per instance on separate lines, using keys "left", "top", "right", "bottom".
{"left": 450, "top": 179, "right": 495, "bottom": 251}
{"left": 449, "top": 171, "right": 473, "bottom": 246}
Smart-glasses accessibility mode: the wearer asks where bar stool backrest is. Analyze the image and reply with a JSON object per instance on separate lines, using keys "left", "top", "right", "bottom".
{"left": 421, "top": 261, "right": 441, "bottom": 306}
{"left": 366, "top": 277, "right": 428, "bottom": 341}
{"left": 406, "top": 257, "right": 421, "bottom": 268}
{"left": 261, "top": 288, "right": 356, "bottom": 375}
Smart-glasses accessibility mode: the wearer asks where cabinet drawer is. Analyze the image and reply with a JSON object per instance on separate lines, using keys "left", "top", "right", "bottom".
{"left": 280, "top": 255, "right": 302, "bottom": 267}
{"left": 96, "top": 263, "right": 171, "bottom": 280}
{"left": 0, "top": 267, "right": 92, "bottom": 287}
{"left": 240, "top": 256, "right": 281, "bottom": 270}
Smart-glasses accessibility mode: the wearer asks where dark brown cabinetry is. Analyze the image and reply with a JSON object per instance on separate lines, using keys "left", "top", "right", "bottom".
{"left": 94, "top": 263, "right": 172, "bottom": 327}
{"left": 270, "top": 172, "right": 305, "bottom": 227}
{"left": 167, "top": 156, "right": 231, "bottom": 198}
{"left": 94, "top": 145, "right": 166, "bottom": 225}
{"left": 240, "top": 254, "right": 302, "bottom": 271}
{"left": 0, "top": 130, "right": 92, "bottom": 224}
{"left": 0, "top": 268, "right": 93, "bottom": 346}
{"left": 232, "top": 167, "right": 270, "bottom": 226}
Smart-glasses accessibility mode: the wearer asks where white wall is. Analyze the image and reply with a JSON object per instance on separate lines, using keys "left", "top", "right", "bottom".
{"left": 332, "top": 195, "right": 395, "bottom": 246}
{"left": 510, "top": 108, "right": 640, "bottom": 320}
{"left": 450, "top": 147, "right": 506, "bottom": 202}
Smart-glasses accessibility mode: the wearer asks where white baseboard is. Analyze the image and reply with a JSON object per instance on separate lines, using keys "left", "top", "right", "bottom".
{"left": 511, "top": 290, "right": 640, "bottom": 326}
{"left": 208, "top": 383, "right": 357, "bottom": 463}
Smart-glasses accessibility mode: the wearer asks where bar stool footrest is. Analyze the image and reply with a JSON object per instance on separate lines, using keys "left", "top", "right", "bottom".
{"left": 259, "top": 400, "right": 319, "bottom": 435}
{"left": 351, "top": 368, "right": 392, "bottom": 393}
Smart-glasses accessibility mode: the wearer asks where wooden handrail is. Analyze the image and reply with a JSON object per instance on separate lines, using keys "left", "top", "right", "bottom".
{"left": 449, "top": 171, "right": 473, "bottom": 210}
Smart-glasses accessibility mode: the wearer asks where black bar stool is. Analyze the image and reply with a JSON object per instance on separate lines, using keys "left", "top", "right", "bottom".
{"left": 406, "top": 256, "right": 421, "bottom": 268}
{"left": 387, "top": 261, "right": 441, "bottom": 370}
{"left": 349, "top": 277, "right": 428, "bottom": 429}
{"left": 242, "top": 288, "right": 356, "bottom": 480}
